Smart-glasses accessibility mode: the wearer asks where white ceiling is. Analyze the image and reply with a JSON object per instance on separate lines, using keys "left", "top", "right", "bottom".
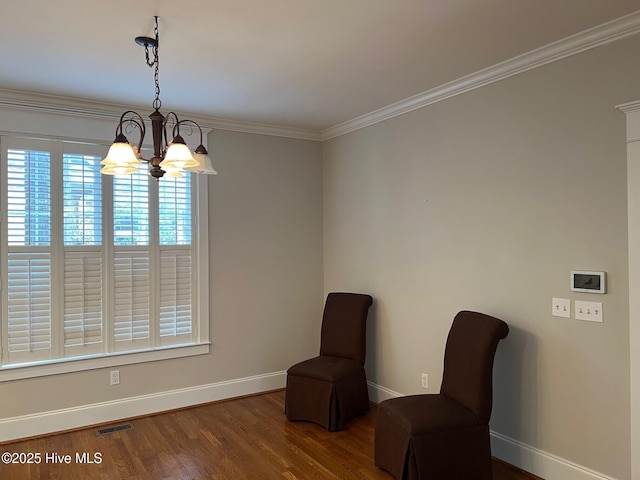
{"left": 0, "top": 1, "right": 639, "bottom": 133}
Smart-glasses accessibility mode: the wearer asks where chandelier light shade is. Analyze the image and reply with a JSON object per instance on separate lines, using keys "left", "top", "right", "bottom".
{"left": 101, "top": 16, "right": 218, "bottom": 179}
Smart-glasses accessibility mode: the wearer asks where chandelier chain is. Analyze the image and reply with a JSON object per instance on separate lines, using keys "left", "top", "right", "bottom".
{"left": 141, "top": 17, "right": 161, "bottom": 110}
{"left": 152, "top": 17, "right": 161, "bottom": 110}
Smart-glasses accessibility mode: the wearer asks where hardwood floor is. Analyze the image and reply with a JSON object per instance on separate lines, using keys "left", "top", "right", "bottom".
{"left": 0, "top": 390, "right": 541, "bottom": 479}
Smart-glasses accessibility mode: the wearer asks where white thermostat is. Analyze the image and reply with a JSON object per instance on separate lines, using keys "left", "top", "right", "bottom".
{"left": 571, "top": 271, "right": 606, "bottom": 294}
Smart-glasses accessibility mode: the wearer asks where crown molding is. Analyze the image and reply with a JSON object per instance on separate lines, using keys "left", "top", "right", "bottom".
{"left": 201, "top": 116, "right": 322, "bottom": 141}
{"left": 617, "top": 100, "right": 640, "bottom": 143}
{"left": 321, "top": 9, "right": 640, "bottom": 141}
{"left": 616, "top": 100, "right": 640, "bottom": 114}
{"left": 0, "top": 88, "right": 322, "bottom": 142}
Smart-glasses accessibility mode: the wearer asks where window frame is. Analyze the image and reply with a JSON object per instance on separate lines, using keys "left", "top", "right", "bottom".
{"left": 0, "top": 134, "right": 210, "bottom": 382}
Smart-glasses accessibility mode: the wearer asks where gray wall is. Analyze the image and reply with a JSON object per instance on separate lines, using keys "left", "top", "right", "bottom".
{"left": 322, "top": 36, "right": 640, "bottom": 479}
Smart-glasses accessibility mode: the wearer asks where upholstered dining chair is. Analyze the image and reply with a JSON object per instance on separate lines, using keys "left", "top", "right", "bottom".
{"left": 374, "top": 310, "right": 509, "bottom": 480}
{"left": 285, "top": 292, "right": 373, "bottom": 431}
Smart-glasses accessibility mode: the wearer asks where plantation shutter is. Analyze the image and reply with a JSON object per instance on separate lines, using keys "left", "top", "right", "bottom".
{"left": 112, "top": 172, "right": 151, "bottom": 351}
{"left": 158, "top": 176, "right": 193, "bottom": 345}
{"left": 4, "top": 146, "right": 52, "bottom": 364}
{"left": 62, "top": 151, "right": 104, "bottom": 356}
{"left": 159, "top": 248, "right": 192, "bottom": 344}
{"left": 113, "top": 250, "right": 150, "bottom": 349}
{"left": 159, "top": 175, "right": 192, "bottom": 245}
{"left": 63, "top": 252, "right": 103, "bottom": 354}
{"left": 6, "top": 253, "right": 52, "bottom": 363}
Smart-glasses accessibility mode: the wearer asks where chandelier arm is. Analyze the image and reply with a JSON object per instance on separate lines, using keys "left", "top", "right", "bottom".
{"left": 116, "top": 110, "right": 146, "bottom": 156}
{"left": 172, "top": 119, "right": 204, "bottom": 145}
{"left": 115, "top": 110, "right": 144, "bottom": 135}
{"left": 164, "top": 111, "right": 182, "bottom": 138}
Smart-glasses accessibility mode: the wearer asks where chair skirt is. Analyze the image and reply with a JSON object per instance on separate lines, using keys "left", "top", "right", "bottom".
{"left": 375, "top": 396, "right": 493, "bottom": 480}
{"left": 285, "top": 367, "right": 369, "bottom": 431}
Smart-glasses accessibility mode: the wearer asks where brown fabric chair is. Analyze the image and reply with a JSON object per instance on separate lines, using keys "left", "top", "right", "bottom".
{"left": 285, "top": 292, "right": 373, "bottom": 431}
{"left": 374, "top": 310, "right": 509, "bottom": 479}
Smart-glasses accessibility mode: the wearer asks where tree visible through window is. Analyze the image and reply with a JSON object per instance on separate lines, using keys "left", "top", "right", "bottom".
{"left": 63, "top": 153, "right": 102, "bottom": 246}
{"left": 7, "top": 149, "right": 51, "bottom": 247}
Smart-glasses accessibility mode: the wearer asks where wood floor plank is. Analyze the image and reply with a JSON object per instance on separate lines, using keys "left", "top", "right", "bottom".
{"left": 0, "top": 390, "right": 541, "bottom": 479}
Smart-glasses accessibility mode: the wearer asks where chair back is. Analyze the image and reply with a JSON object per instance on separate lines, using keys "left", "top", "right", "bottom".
{"left": 319, "top": 292, "right": 373, "bottom": 365}
{"left": 440, "top": 310, "right": 509, "bottom": 423}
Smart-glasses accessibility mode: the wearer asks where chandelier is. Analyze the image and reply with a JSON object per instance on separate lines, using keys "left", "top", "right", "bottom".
{"left": 101, "top": 16, "right": 217, "bottom": 179}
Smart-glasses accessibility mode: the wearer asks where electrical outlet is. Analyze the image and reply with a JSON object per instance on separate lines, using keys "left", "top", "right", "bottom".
{"left": 552, "top": 298, "right": 570, "bottom": 318}
{"left": 110, "top": 370, "right": 120, "bottom": 386}
{"left": 421, "top": 373, "right": 428, "bottom": 389}
{"left": 575, "top": 301, "right": 603, "bottom": 323}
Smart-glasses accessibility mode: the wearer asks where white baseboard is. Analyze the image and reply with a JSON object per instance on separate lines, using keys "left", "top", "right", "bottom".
{"left": 0, "top": 371, "right": 287, "bottom": 443}
{"left": 367, "top": 380, "right": 402, "bottom": 404}
{"left": 490, "top": 431, "right": 617, "bottom": 480}
{"left": 366, "top": 382, "right": 618, "bottom": 480}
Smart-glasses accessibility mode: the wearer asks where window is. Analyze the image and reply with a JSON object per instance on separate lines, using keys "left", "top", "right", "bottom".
{"left": 0, "top": 136, "right": 209, "bottom": 375}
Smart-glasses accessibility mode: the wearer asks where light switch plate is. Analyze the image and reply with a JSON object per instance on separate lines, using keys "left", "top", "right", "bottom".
{"left": 552, "top": 298, "right": 570, "bottom": 318}
{"left": 575, "top": 300, "right": 603, "bottom": 322}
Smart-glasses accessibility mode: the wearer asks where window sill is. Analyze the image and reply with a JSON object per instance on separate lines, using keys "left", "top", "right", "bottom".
{"left": 0, "top": 342, "right": 211, "bottom": 382}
